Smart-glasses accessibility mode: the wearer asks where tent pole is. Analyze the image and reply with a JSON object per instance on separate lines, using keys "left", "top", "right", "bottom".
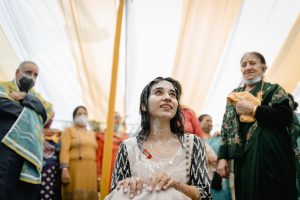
{"left": 100, "top": 0, "right": 125, "bottom": 199}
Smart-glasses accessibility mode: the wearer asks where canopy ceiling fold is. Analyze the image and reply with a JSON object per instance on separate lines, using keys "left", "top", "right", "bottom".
{"left": 0, "top": 0, "right": 299, "bottom": 131}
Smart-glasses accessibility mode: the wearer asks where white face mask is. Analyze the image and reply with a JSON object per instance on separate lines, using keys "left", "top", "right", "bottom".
{"left": 242, "top": 75, "right": 262, "bottom": 85}
{"left": 74, "top": 115, "right": 88, "bottom": 127}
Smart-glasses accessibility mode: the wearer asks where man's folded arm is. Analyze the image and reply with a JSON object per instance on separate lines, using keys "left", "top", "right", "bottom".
{"left": 21, "top": 94, "right": 47, "bottom": 123}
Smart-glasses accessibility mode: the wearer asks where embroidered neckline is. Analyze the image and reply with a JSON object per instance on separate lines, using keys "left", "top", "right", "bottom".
{"left": 142, "top": 134, "right": 191, "bottom": 179}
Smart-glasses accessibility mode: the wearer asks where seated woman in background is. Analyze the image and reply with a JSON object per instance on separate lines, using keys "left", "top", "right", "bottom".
{"left": 60, "top": 106, "right": 98, "bottom": 200}
{"left": 105, "top": 77, "right": 211, "bottom": 200}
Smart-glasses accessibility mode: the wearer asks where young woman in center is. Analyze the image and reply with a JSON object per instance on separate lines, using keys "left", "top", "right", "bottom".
{"left": 105, "top": 77, "right": 211, "bottom": 200}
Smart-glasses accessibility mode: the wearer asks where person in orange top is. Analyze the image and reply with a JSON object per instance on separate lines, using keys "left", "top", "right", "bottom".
{"left": 60, "top": 106, "right": 98, "bottom": 200}
{"left": 181, "top": 105, "right": 204, "bottom": 138}
{"left": 97, "top": 112, "right": 128, "bottom": 179}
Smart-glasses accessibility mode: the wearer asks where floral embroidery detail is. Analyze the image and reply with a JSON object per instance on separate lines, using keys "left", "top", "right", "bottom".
{"left": 228, "top": 134, "right": 241, "bottom": 145}
{"left": 246, "top": 133, "right": 251, "bottom": 141}
{"left": 246, "top": 122, "right": 258, "bottom": 142}
{"left": 272, "top": 88, "right": 286, "bottom": 102}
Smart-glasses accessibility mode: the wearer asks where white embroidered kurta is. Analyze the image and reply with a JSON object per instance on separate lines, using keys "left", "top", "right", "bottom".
{"left": 105, "top": 134, "right": 211, "bottom": 200}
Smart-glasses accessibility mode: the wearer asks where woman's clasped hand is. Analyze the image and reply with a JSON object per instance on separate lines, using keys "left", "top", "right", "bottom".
{"left": 116, "top": 172, "right": 178, "bottom": 198}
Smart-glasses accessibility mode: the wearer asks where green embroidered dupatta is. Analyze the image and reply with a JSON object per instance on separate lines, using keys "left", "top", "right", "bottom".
{"left": 218, "top": 81, "right": 299, "bottom": 160}
{"left": 0, "top": 80, "right": 53, "bottom": 183}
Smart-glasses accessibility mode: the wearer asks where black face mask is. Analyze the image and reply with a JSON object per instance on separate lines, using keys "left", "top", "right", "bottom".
{"left": 18, "top": 75, "right": 35, "bottom": 92}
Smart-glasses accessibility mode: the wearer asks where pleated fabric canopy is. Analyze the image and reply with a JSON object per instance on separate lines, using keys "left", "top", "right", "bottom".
{"left": 0, "top": 0, "right": 300, "bottom": 131}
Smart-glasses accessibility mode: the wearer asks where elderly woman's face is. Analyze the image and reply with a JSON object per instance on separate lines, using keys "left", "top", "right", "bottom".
{"left": 240, "top": 53, "right": 266, "bottom": 81}
{"left": 147, "top": 80, "right": 178, "bottom": 120}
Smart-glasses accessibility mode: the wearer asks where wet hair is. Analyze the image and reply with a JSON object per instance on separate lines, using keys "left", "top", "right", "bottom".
{"left": 136, "top": 77, "right": 184, "bottom": 150}
{"left": 241, "top": 52, "right": 266, "bottom": 65}
{"left": 288, "top": 93, "right": 298, "bottom": 111}
{"left": 198, "top": 114, "right": 211, "bottom": 122}
{"left": 72, "top": 106, "right": 88, "bottom": 120}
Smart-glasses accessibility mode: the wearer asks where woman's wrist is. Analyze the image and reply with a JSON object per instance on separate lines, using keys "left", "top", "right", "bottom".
{"left": 60, "top": 162, "right": 69, "bottom": 169}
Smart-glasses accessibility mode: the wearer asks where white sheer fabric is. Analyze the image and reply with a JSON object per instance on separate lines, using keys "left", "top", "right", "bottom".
{"left": 0, "top": 0, "right": 299, "bottom": 129}
{"left": 0, "top": 0, "right": 83, "bottom": 124}
{"left": 124, "top": 0, "right": 183, "bottom": 133}
{"left": 0, "top": 25, "right": 19, "bottom": 80}
{"left": 125, "top": 136, "right": 192, "bottom": 182}
{"left": 58, "top": 0, "right": 124, "bottom": 123}
{"left": 106, "top": 187, "right": 190, "bottom": 200}
{"left": 203, "top": 0, "right": 300, "bottom": 127}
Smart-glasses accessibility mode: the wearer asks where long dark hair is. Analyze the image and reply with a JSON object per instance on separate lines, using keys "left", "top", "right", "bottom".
{"left": 136, "top": 77, "right": 185, "bottom": 150}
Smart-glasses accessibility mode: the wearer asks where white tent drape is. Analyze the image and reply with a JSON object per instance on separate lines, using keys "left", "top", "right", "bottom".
{"left": 202, "top": 0, "right": 300, "bottom": 127}
{"left": 0, "top": 0, "right": 83, "bottom": 127}
{"left": 0, "top": 25, "right": 19, "bottom": 80}
{"left": 0, "top": 0, "right": 300, "bottom": 130}
{"left": 58, "top": 0, "right": 124, "bottom": 125}
{"left": 267, "top": 14, "right": 300, "bottom": 93}
{"left": 124, "top": 0, "right": 183, "bottom": 132}
{"left": 172, "top": 0, "right": 242, "bottom": 122}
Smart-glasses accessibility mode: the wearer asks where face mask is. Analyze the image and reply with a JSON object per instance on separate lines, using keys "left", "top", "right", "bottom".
{"left": 242, "top": 75, "right": 262, "bottom": 85}
{"left": 74, "top": 115, "right": 88, "bottom": 127}
{"left": 18, "top": 74, "right": 35, "bottom": 92}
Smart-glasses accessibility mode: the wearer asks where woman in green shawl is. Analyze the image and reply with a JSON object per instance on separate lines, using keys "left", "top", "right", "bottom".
{"left": 217, "top": 52, "right": 297, "bottom": 200}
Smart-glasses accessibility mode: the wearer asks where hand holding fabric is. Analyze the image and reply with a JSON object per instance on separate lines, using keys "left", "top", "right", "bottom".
{"left": 236, "top": 100, "right": 256, "bottom": 116}
{"left": 9, "top": 91, "right": 26, "bottom": 101}
{"left": 227, "top": 91, "right": 260, "bottom": 122}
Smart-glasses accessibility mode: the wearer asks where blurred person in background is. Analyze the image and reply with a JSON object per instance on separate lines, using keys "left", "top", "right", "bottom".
{"left": 198, "top": 114, "right": 212, "bottom": 139}
{"left": 199, "top": 114, "right": 232, "bottom": 200}
{"left": 175, "top": 82, "right": 204, "bottom": 138}
{"left": 198, "top": 114, "right": 217, "bottom": 180}
{"left": 97, "top": 112, "right": 129, "bottom": 183}
{"left": 60, "top": 106, "right": 98, "bottom": 200}
{"left": 182, "top": 105, "right": 204, "bottom": 138}
{"left": 0, "top": 61, "right": 53, "bottom": 200}
{"left": 40, "top": 113, "right": 62, "bottom": 200}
